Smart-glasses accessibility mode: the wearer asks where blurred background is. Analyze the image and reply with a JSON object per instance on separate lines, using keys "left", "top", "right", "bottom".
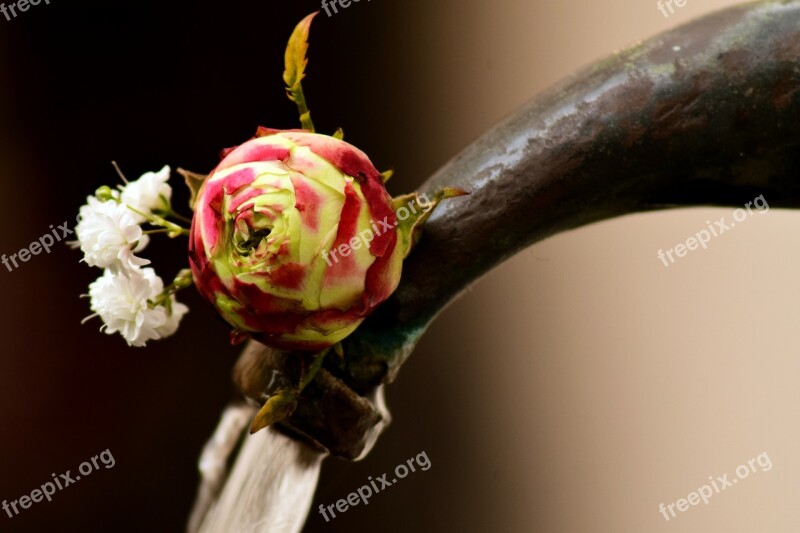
{"left": 1, "top": 0, "right": 798, "bottom": 531}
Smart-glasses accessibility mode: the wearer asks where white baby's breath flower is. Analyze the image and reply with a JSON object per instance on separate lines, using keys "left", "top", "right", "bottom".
{"left": 88, "top": 268, "right": 166, "bottom": 347}
{"left": 87, "top": 267, "right": 188, "bottom": 347}
{"left": 76, "top": 196, "right": 150, "bottom": 273}
{"left": 120, "top": 165, "right": 172, "bottom": 223}
{"left": 156, "top": 298, "right": 189, "bottom": 338}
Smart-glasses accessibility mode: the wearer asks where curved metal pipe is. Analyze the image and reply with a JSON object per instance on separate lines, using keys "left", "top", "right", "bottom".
{"left": 339, "top": 0, "right": 800, "bottom": 391}
{"left": 230, "top": 0, "right": 800, "bottom": 459}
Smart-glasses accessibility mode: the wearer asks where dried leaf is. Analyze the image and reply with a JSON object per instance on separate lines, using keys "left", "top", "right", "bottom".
{"left": 177, "top": 168, "right": 209, "bottom": 211}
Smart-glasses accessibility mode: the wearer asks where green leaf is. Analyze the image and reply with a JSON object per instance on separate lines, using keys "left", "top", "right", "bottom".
{"left": 393, "top": 188, "right": 469, "bottom": 258}
{"left": 283, "top": 12, "right": 318, "bottom": 132}
{"left": 177, "top": 168, "right": 209, "bottom": 211}
{"left": 381, "top": 169, "right": 394, "bottom": 183}
{"left": 249, "top": 388, "right": 299, "bottom": 434}
{"left": 333, "top": 342, "right": 344, "bottom": 358}
{"left": 333, "top": 127, "right": 345, "bottom": 140}
{"left": 248, "top": 347, "right": 330, "bottom": 434}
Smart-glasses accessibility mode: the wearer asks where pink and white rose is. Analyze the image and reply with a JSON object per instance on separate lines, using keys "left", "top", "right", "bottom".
{"left": 189, "top": 129, "right": 403, "bottom": 351}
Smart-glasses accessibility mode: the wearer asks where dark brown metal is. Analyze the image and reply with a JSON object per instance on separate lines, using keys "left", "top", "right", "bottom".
{"left": 236, "top": 0, "right": 800, "bottom": 458}
{"left": 233, "top": 344, "right": 387, "bottom": 459}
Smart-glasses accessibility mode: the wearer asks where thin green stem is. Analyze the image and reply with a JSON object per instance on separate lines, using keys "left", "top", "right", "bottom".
{"left": 298, "top": 348, "right": 330, "bottom": 392}
{"left": 292, "top": 83, "right": 315, "bottom": 132}
{"left": 125, "top": 204, "right": 189, "bottom": 238}
{"left": 150, "top": 269, "right": 193, "bottom": 308}
{"left": 165, "top": 209, "right": 192, "bottom": 225}
{"left": 142, "top": 228, "right": 186, "bottom": 236}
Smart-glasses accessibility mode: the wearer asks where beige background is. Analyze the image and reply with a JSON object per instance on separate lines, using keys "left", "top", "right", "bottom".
{"left": 310, "top": 1, "right": 800, "bottom": 532}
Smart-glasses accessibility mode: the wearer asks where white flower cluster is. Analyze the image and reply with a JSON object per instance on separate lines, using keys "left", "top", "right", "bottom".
{"left": 76, "top": 165, "right": 189, "bottom": 347}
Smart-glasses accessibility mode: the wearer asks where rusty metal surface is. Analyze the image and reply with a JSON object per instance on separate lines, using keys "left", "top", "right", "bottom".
{"left": 234, "top": 345, "right": 387, "bottom": 459}
{"left": 237, "top": 0, "right": 800, "bottom": 458}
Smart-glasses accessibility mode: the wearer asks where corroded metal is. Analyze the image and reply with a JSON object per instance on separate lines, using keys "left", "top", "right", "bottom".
{"left": 233, "top": 345, "right": 387, "bottom": 460}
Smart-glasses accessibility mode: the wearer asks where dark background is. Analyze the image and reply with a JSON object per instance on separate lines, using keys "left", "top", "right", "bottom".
{"left": 3, "top": 0, "right": 791, "bottom": 532}
{"left": 0, "top": 1, "right": 457, "bottom": 531}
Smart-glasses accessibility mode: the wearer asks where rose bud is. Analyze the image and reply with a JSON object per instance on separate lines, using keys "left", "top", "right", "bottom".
{"left": 189, "top": 130, "right": 412, "bottom": 351}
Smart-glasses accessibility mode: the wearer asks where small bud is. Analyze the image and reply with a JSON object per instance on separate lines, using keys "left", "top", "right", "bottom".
{"left": 95, "top": 185, "right": 116, "bottom": 202}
